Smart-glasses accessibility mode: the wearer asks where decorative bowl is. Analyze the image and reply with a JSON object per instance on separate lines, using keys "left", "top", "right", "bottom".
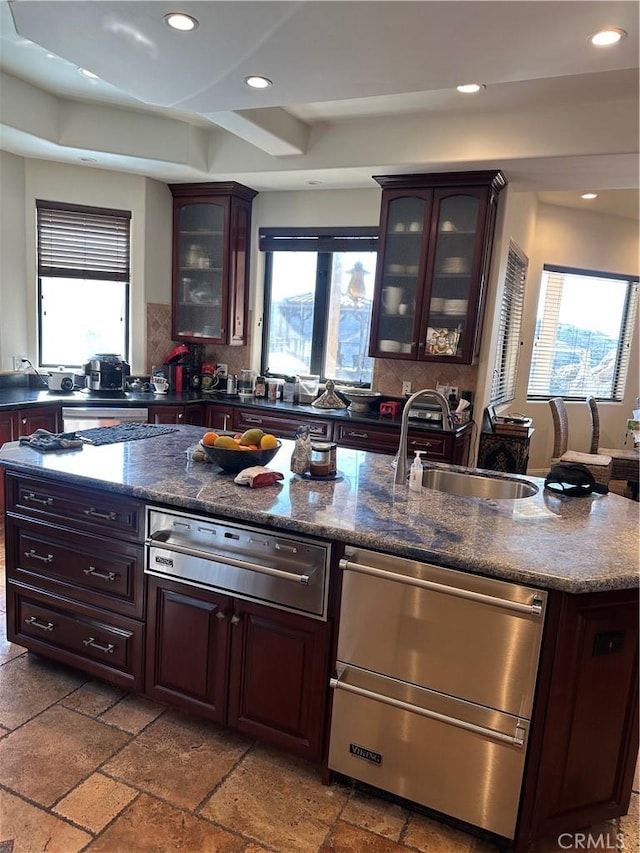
{"left": 200, "top": 439, "right": 282, "bottom": 473}
{"left": 340, "top": 388, "right": 382, "bottom": 413}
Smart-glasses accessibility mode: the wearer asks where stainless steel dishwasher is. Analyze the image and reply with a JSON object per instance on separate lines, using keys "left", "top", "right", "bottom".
{"left": 328, "top": 546, "right": 547, "bottom": 840}
{"left": 145, "top": 507, "right": 330, "bottom": 620}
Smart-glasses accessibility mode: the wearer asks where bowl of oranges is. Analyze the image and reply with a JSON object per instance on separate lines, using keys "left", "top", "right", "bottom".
{"left": 199, "top": 429, "right": 282, "bottom": 473}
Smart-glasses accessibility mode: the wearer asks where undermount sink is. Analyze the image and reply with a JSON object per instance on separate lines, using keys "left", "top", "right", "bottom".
{"left": 420, "top": 468, "right": 539, "bottom": 500}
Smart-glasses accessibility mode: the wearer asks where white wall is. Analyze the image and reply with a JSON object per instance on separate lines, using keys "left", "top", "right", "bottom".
{"left": 0, "top": 151, "right": 28, "bottom": 370}
{"left": 17, "top": 159, "right": 171, "bottom": 373}
{"left": 512, "top": 204, "right": 639, "bottom": 473}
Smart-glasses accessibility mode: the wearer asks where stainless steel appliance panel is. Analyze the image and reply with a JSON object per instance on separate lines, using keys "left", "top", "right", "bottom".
{"left": 338, "top": 548, "right": 546, "bottom": 718}
{"left": 146, "top": 508, "right": 330, "bottom": 619}
{"left": 62, "top": 407, "right": 149, "bottom": 432}
{"left": 328, "top": 665, "right": 528, "bottom": 839}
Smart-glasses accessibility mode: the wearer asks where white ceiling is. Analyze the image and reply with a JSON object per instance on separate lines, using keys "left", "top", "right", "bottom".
{"left": 1, "top": 0, "right": 638, "bottom": 219}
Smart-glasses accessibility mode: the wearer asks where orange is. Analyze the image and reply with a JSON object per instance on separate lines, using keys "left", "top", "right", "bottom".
{"left": 260, "top": 433, "right": 279, "bottom": 450}
{"left": 202, "top": 431, "right": 219, "bottom": 447}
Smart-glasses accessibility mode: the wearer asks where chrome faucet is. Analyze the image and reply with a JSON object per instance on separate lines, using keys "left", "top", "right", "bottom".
{"left": 394, "top": 389, "right": 453, "bottom": 484}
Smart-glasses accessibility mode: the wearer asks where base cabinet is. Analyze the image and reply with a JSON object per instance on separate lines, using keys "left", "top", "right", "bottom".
{"left": 148, "top": 404, "right": 203, "bottom": 425}
{"left": 146, "top": 576, "right": 331, "bottom": 761}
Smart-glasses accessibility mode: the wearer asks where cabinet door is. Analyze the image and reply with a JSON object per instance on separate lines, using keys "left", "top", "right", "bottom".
{"left": 0, "top": 411, "right": 17, "bottom": 517}
{"left": 148, "top": 404, "right": 203, "bottom": 425}
{"left": 420, "top": 189, "right": 491, "bottom": 363}
{"left": 370, "top": 190, "right": 432, "bottom": 359}
{"left": 206, "top": 404, "right": 234, "bottom": 432}
{"left": 228, "top": 600, "right": 330, "bottom": 761}
{"left": 145, "top": 576, "right": 231, "bottom": 722}
{"left": 17, "top": 405, "right": 61, "bottom": 436}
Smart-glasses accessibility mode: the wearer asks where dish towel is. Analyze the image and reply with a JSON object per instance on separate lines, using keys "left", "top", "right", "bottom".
{"left": 19, "top": 428, "right": 84, "bottom": 452}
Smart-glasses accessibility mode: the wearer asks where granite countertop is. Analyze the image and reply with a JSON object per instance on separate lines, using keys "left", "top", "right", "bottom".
{"left": 1, "top": 425, "right": 637, "bottom": 594}
{"left": 0, "top": 385, "right": 468, "bottom": 434}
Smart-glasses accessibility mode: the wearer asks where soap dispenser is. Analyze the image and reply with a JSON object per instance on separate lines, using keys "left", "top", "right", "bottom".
{"left": 409, "top": 450, "right": 425, "bottom": 492}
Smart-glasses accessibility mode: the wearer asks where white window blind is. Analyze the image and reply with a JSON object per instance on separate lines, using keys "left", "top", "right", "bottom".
{"left": 527, "top": 266, "right": 638, "bottom": 401}
{"left": 37, "top": 201, "right": 131, "bottom": 280}
{"left": 490, "top": 241, "right": 527, "bottom": 405}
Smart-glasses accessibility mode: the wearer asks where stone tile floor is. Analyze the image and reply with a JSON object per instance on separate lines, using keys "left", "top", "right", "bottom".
{"left": 0, "top": 527, "right": 637, "bottom": 853}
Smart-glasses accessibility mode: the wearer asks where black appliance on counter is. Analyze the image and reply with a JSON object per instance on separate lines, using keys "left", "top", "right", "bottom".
{"left": 84, "top": 353, "right": 131, "bottom": 395}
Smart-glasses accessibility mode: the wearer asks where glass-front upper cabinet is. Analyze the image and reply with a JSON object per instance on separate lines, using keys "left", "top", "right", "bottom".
{"left": 370, "top": 171, "right": 506, "bottom": 364}
{"left": 170, "top": 182, "right": 257, "bottom": 345}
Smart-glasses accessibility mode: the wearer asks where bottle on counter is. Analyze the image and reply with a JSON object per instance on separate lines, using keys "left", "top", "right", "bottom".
{"left": 409, "top": 450, "right": 425, "bottom": 492}
{"left": 254, "top": 376, "right": 266, "bottom": 398}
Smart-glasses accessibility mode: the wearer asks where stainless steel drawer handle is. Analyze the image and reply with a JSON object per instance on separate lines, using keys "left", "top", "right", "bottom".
{"left": 83, "top": 637, "right": 115, "bottom": 654}
{"left": 24, "top": 492, "right": 54, "bottom": 506}
{"left": 24, "top": 549, "right": 54, "bottom": 563}
{"left": 83, "top": 508, "right": 117, "bottom": 521}
{"left": 147, "top": 535, "right": 314, "bottom": 584}
{"left": 330, "top": 672, "right": 526, "bottom": 747}
{"left": 25, "top": 616, "right": 54, "bottom": 632}
{"left": 348, "top": 431, "right": 369, "bottom": 439}
{"left": 83, "top": 566, "right": 117, "bottom": 582}
{"left": 244, "top": 416, "right": 263, "bottom": 424}
{"left": 339, "top": 558, "right": 544, "bottom": 616}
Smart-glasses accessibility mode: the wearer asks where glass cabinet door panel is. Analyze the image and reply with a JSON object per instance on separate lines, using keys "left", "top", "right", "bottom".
{"left": 423, "top": 194, "right": 480, "bottom": 358}
{"left": 374, "top": 195, "right": 427, "bottom": 355}
{"left": 175, "top": 202, "right": 225, "bottom": 340}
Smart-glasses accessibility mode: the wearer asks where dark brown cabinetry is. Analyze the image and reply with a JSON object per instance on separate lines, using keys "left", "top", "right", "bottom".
{"left": 170, "top": 182, "right": 257, "bottom": 345}
{"left": 4, "top": 473, "right": 145, "bottom": 689}
{"left": 148, "top": 404, "right": 203, "bottom": 426}
{"left": 336, "top": 421, "right": 471, "bottom": 465}
{"left": 146, "top": 575, "right": 330, "bottom": 760}
{"left": 370, "top": 171, "right": 506, "bottom": 364}
{"left": 233, "top": 407, "right": 333, "bottom": 441}
{"left": 205, "top": 404, "right": 234, "bottom": 432}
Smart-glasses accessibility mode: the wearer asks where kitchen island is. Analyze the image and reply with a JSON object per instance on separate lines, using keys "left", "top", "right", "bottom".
{"left": 1, "top": 426, "right": 638, "bottom": 852}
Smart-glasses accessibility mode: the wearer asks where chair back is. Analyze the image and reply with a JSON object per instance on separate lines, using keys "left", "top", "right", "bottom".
{"left": 586, "top": 396, "right": 600, "bottom": 454}
{"left": 548, "top": 397, "right": 569, "bottom": 458}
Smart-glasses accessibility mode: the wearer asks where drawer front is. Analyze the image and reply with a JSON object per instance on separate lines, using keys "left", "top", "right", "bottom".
{"left": 6, "top": 473, "right": 143, "bottom": 542}
{"left": 6, "top": 517, "right": 144, "bottom": 618}
{"left": 335, "top": 423, "right": 398, "bottom": 453}
{"left": 233, "top": 408, "right": 332, "bottom": 440}
{"left": 8, "top": 582, "right": 144, "bottom": 689}
{"left": 406, "top": 431, "right": 448, "bottom": 459}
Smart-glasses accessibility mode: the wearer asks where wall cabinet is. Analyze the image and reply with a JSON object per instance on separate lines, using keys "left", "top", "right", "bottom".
{"left": 146, "top": 575, "right": 330, "bottom": 760}
{"left": 4, "top": 472, "right": 145, "bottom": 690}
{"left": 170, "top": 182, "right": 257, "bottom": 345}
{"left": 148, "top": 404, "right": 203, "bottom": 426}
{"left": 370, "top": 171, "right": 506, "bottom": 364}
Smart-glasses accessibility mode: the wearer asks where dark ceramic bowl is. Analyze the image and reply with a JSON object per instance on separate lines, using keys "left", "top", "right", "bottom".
{"left": 200, "top": 440, "right": 282, "bottom": 473}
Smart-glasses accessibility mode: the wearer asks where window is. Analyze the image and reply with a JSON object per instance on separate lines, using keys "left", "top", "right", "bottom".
{"left": 36, "top": 201, "right": 131, "bottom": 367}
{"left": 527, "top": 265, "right": 638, "bottom": 401}
{"left": 490, "top": 241, "right": 527, "bottom": 405}
{"left": 259, "top": 228, "right": 378, "bottom": 384}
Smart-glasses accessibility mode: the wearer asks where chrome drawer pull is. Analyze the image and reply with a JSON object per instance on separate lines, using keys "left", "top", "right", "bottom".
{"left": 83, "top": 566, "right": 117, "bottom": 582}
{"left": 348, "top": 431, "right": 369, "bottom": 439}
{"left": 339, "top": 558, "right": 544, "bottom": 616}
{"left": 409, "top": 439, "right": 433, "bottom": 448}
{"left": 330, "top": 672, "right": 526, "bottom": 747}
{"left": 24, "top": 549, "right": 54, "bottom": 563}
{"left": 25, "top": 616, "right": 54, "bottom": 632}
{"left": 147, "top": 536, "right": 314, "bottom": 584}
{"left": 83, "top": 637, "right": 115, "bottom": 654}
{"left": 24, "top": 492, "right": 54, "bottom": 506}
{"left": 83, "top": 508, "right": 117, "bottom": 521}
{"left": 230, "top": 614, "right": 241, "bottom": 625}
{"left": 244, "top": 416, "right": 263, "bottom": 424}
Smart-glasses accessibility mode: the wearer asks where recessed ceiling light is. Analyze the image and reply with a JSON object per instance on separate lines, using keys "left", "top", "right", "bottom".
{"left": 581, "top": 193, "right": 598, "bottom": 200}
{"left": 164, "top": 12, "right": 198, "bottom": 31}
{"left": 78, "top": 67, "right": 99, "bottom": 80}
{"left": 456, "top": 83, "right": 486, "bottom": 94}
{"left": 589, "top": 27, "right": 627, "bottom": 46}
{"left": 244, "top": 75, "right": 272, "bottom": 89}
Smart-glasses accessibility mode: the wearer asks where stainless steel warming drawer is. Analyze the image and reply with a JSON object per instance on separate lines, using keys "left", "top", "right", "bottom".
{"left": 145, "top": 507, "right": 330, "bottom": 619}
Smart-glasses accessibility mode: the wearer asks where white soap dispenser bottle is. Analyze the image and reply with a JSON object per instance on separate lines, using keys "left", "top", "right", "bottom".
{"left": 409, "top": 450, "right": 425, "bottom": 492}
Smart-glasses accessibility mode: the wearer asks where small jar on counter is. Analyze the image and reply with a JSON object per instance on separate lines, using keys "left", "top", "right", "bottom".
{"left": 254, "top": 376, "right": 266, "bottom": 398}
{"left": 309, "top": 442, "right": 337, "bottom": 478}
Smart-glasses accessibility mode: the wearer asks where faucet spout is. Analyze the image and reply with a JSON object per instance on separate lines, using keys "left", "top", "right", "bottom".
{"left": 394, "top": 389, "right": 452, "bottom": 485}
